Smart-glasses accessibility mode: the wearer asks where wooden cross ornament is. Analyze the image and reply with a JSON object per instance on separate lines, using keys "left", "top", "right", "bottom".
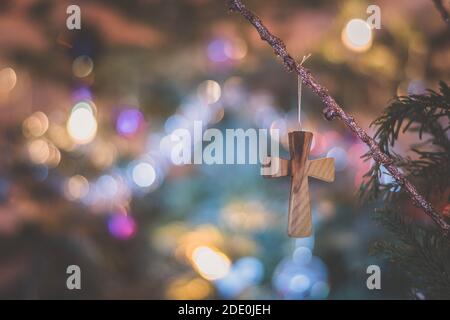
{"left": 261, "top": 131, "right": 334, "bottom": 237}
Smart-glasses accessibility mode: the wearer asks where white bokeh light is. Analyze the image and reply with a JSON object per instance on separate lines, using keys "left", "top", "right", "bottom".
{"left": 342, "top": 19, "right": 373, "bottom": 52}
{"left": 67, "top": 108, "right": 97, "bottom": 144}
{"left": 132, "top": 162, "right": 156, "bottom": 188}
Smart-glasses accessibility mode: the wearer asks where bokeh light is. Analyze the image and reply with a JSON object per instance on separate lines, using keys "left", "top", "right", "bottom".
{"left": 224, "top": 38, "right": 248, "bottom": 60}
{"left": 0, "top": 67, "right": 17, "bottom": 96}
{"left": 67, "top": 107, "right": 98, "bottom": 144}
{"left": 197, "top": 80, "right": 221, "bottom": 104}
{"left": 215, "top": 257, "right": 264, "bottom": 298}
{"left": 166, "top": 277, "right": 212, "bottom": 300}
{"left": 72, "top": 55, "right": 94, "bottom": 78}
{"left": 22, "top": 112, "right": 49, "bottom": 138}
{"left": 342, "top": 19, "right": 373, "bottom": 52}
{"left": 108, "top": 212, "right": 137, "bottom": 240}
{"left": 116, "top": 108, "right": 144, "bottom": 137}
{"left": 273, "top": 256, "right": 328, "bottom": 299}
{"left": 191, "top": 246, "right": 231, "bottom": 281}
{"left": 64, "top": 175, "right": 90, "bottom": 201}
{"left": 27, "top": 139, "right": 60, "bottom": 167}
{"left": 131, "top": 161, "right": 156, "bottom": 188}
{"left": 207, "top": 39, "right": 229, "bottom": 63}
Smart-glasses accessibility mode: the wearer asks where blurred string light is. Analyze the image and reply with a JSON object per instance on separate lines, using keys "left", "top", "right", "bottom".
{"left": 130, "top": 161, "right": 156, "bottom": 188}
{"left": 208, "top": 39, "right": 229, "bottom": 63}
{"left": 0, "top": 67, "right": 17, "bottom": 96}
{"left": 116, "top": 108, "right": 144, "bottom": 137}
{"left": 175, "top": 224, "right": 225, "bottom": 262}
{"left": 197, "top": 80, "right": 221, "bottom": 105}
{"left": 64, "top": 175, "right": 89, "bottom": 201}
{"left": 207, "top": 38, "right": 248, "bottom": 63}
{"left": 191, "top": 246, "right": 231, "bottom": 281}
{"left": 107, "top": 209, "right": 137, "bottom": 240}
{"left": 72, "top": 55, "right": 94, "bottom": 78}
{"left": 22, "top": 111, "right": 49, "bottom": 138}
{"left": 341, "top": 19, "right": 373, "bottom": 52}
{"left": 166, "top": 276, "right": 212, "bottom": 300}
{"left": 81, "top": 171, "right": 132, "bottom": 210}
{"left": 225, "top": 38, "right": 248, "bottom": 60}
{"left": 215, "top": 256, "right": 264, "bottom": 298}
{"left": 27, "top": 138, "right": 61, "bottom": 167}
{"left": 67, "top": 103, "right": 98, "bottom": 144}
{"left": 273, "top": 255, "right": 329, "bottom": 300}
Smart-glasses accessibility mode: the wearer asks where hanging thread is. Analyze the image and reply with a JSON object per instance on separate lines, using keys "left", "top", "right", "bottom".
{"left": 298, "top": 75, "right": 302, "bottom": 128}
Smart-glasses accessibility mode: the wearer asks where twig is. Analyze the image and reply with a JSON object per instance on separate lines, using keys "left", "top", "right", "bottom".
{"left": 227, "top": 0, "right": 450, "bottom": 233}
{"left": 432, "top": 0, "right": 450, "bottom": 26}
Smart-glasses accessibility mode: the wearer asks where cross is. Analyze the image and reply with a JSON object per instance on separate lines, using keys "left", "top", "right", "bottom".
{"left": 261, "top": 131, "right": 334, "bottom": 238}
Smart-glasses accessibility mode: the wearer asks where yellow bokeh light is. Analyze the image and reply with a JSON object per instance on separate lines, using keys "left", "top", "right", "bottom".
{"left": 197, "top": 80, "right": 221, "bottom": 104}
{"left": 175, "top": 224, "right": 224, "bottom": 261}
{"left": 0, "top": 67, "right": 17, "bottom": 95}
{"left": 191, "top": 246, "right": 231, "bottom": 281}
{"left": 67, "top": 108, "right": 98, "bottom": 144}
{"left": 341, "top": 19, "right": 373, "bottom": 52}
{"left": 28, "top": 139, "right": 50, "bottom": 164}
{"left": 64, "top": 175, "right": 89, "bottom": 201}
{"left": 23, "top": 111, "right": 49, "bottom": 138}
{"left": 225, "top": 38, "right": 248, "bottom": 60}
{"left": 27, "top": 139, "right": 60, "bottom": 167}
{"left": 166, "top": 277, "right": 212, "bottom": 300}
{"left": 72, "top": 55, "right": 94, "bottom": 78}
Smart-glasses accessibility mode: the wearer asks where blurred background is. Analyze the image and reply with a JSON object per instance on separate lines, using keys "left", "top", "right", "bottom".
{"left": 0, "top": 0, "right": 448, "bottom": 299}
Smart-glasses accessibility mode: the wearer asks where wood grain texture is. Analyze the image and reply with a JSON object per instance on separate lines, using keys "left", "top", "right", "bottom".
{"left": 307, "top": 158, "right": 335, "bottom": 182}
{"left": 260, "top": 130, "right": 335, "bottom": 238}
{"left": 288, "top": 131, "right": 313, "bottom": 237}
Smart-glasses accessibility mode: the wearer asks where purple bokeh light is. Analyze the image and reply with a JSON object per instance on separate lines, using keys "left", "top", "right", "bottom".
{"left": 72, "top": 87, "right": 92, "bottom": 102}
{"left": 116, "top": 108, "right": 144, "bottom": 137}
{"left": 207, "top": 39, "right": 229, "bottom": 63}
{"left": 108, "top": 213, "right": 137, "bottom": 240}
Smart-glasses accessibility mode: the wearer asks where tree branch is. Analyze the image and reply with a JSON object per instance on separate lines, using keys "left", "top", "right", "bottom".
{"left": 227, "top": 0, "right": 450, "bottom": 233}
{"left": 432, "top": 0, "right": 450, "bottom": 27}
